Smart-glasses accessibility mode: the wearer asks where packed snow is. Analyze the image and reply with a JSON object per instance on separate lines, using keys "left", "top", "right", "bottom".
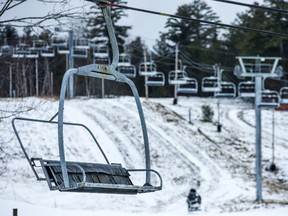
{"left": 0, "top": 96, "right": 288, "bottom": 216}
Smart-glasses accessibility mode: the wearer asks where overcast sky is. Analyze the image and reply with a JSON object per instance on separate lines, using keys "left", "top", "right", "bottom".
{"left": 2, "top": 0, "right": 263, "bottom": 48}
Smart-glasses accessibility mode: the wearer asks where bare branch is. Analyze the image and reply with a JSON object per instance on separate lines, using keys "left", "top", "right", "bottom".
{"left": 0, "top": 0, "right": 90, "bottom": 29}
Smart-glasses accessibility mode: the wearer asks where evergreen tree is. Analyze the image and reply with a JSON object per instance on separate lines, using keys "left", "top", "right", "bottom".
{"left": 158, "top": 0, "right": 220, "bottom": 55}
{"left": 126, "top": 37, "right": 146, "bottom": 96}
{"left": 262, "top": 0, "right": 288, "bottom": 58}
{"left": 0, "top": 25, "right": 19, "bottom": 46}
{"left": 225, "top": 0, "right": 288, "bottom": 58}
{"left": 153, "top": 0, "right": 222, "bottom": 94}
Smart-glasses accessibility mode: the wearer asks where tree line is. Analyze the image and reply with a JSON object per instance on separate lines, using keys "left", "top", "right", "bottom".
{"left": 0, "top": 0, "right": 287, "bottom": 98}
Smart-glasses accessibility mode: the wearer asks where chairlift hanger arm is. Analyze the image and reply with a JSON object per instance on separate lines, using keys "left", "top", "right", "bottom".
{"left": 86, "top": 0, "right": 288, "bottom": 38}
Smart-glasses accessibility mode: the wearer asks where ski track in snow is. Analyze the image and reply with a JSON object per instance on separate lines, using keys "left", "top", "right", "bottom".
{"left": 0, "top": 96, "right": 288, "bottom": 215}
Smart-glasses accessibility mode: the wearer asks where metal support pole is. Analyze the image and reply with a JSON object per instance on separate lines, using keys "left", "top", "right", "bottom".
{"left": 272, "top": 109, "right": 275, "bottom": 164}
{"left": 255, "top": 76, "right": 262, "bottom": 203}
{"left": 9, "top": 64, "right": 12, "bottom": 98}
{"left": 188, "top": 108, "right": 192, "bottom": 124}
{"left": 35, "top": 58, "right": 39, "bottom": 96}
{"left": 217, "top": 99, "right": 221, "bottom": 132}
{"left": 143, "top": 46, "right": 148, "bottom": 99}
{"left": 51, "top": 72, "right": 54, "bottom": 96}
{"left": 68, "top": 30, "right": 74, "bottom": 98}
{"left": 173, "top": 44, "right": 179, "bottom": 105}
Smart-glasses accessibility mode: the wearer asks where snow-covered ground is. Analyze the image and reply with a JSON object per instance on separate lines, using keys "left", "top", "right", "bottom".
{"left": 0, "top": 96, "right": 287, "bottom": 216}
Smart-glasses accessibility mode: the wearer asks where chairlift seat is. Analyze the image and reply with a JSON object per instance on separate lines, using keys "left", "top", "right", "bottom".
{"left": 36, "top": 158, "right": 159, "bottom": 194}
{"left": 201, "top": 76, "right": 220, "bottom": 93}
{"left": 258, "top": 91, "right": 279, "bottom": 108}
{"left": 12, "top": 3, "right": 162, "bottom": 195}
{"left": 118, "top": 65, "right": 136, "bottom": 78}
{"left": 145, "top": 72, "right": 165, "bottom": 86}
{"left": 280, "top": 87, "right": 288, "bottom": 104}
{"left": 177, "top": 79, "right": 198, "bottom": 94}
{"left": 0, "top": 45, "right": 13, "bottom": 56}
{"left": 168, "top": 71, "right": 190, "bottom": 85}
{"left": 214, "top": 82, "right": 236, "bottom": 98}
{"left": 238, "top": 81, "right": 255, "bottom": 98}
{"left": 139, "top": 62, "right": 157, "bottom": 76}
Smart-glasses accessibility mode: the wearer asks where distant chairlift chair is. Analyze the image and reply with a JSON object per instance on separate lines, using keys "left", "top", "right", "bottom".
{"left": 117, "top": 53, "right": 136, "bottom": 78}
{"left": 168, "top": 70, "right": 198, "bottom": 94}
{"left": 12, "top": 43, "right": 39, "bottom": 59}
{"left": 258, "top": 90, "right": 280, "bottom": 108}
{"left": 238, "top": 81, "right": 255, "bottom": 98}
{"left": 73, "top": 39, "right": 90, "bottom": 59}
{"left": 0, "top": 45, "right": 13, "bottom": 56}
{"left": 139, "top": 61, "right": 165, "bottom": 86}
{"left": 51, "top": 33, "right": 69, "bottom": 54}
{"left": 32, "top": 39, "right": 55, "bottom": 58}
{"left": 93, "top": 45, "right": 110, "bottom": 64}
{"left": 201, "top": 76, "right": 220, "bottom": 93}
{"left": 145, "top": 71, "right": 165, "bottom": 86}
{"left": 138, "top": 62, "right": 157, "bottom": 76}
{"left": 280, "top": 87, "right": 288, "bottom": 104}
{"left": 214, "top": 81, "right": 236, "bottom": 98}
{"left": 12, "top": 2, "right": 162, "bottom": 195}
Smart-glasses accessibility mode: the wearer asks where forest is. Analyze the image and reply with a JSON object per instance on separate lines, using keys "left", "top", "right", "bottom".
{"left": 0, "top": 0, "right": 288, "bottom": 98}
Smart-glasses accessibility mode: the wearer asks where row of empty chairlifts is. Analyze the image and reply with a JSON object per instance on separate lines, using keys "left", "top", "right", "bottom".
{"left": 2, "top": 36, "right": 288, "bottom": 100}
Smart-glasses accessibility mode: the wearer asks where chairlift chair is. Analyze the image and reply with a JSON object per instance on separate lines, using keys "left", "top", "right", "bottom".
{"left": 177, "top": 78, "right": 198, "bottom": 94}
{"left": 117, "top": 54, "right": 136, "bottom": 78}
{"left": 201, "top": 76, "right": 220, "bottom": 93}
{"left": 40, "top": 46, "right": 55, "bottom": 58}
{"left": 214, "top": 82, "right": 236, "bottom": 98}
{"left": 32, "top": 40, "right": 48, "bottom": 51}
{"left": 12, "top": 2, "right": 162, "bottom": 195}
{"left": 168, "top": 70, "right": 189, "bottom": 85}
{"left": 145, "top": 72, "right": 165, "bottom": 86}
{"left": 31, "top": 40, "right": 55, "bottom": 58}
{"left": 238, "top": 81, "right": 255, "bottom": 98}
{"left": 0, "top": 45, "right": 13, "bottom": 56}
{"left": 73, "top": 47, "right": 89, "bottom": 59}
{"left": 93, "top": 45, "right": 110, "bottom": 64}
{"left": 168, "top": 70, "right": 198, "bottom": 94}
{"left": 89, "top": 36, "right": 109, "bottom": 47}
{"left": 138, "top": 62, "right": 157, "bottom": 76}
{"left": 12, "top": 43, "right": 38, "bottom": 58}
{"left": 51, "top": 33, "right": 69, "bottom": 54}
{"left": 258, "top": 90, "right": 280, "bottom": 108}
{"left": 280, "top": 87, "right": 288, "bottom": 104}
{"left": 72, "top": 39, "right": 90, "bottom": 59}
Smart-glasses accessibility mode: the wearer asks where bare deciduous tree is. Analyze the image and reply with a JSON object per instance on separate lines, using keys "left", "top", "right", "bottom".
{"left": 0, "top": 0, "right": 89, "bottom": 29}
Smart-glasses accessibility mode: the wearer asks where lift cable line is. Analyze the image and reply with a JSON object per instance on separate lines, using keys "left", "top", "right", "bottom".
{"left": 213, "top": 0, "right": 288, "bottom": 15}
{"left": 88, "top": 0, "right": 288, "bottom": 38}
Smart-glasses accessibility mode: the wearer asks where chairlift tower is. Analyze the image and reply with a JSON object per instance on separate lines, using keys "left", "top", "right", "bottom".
{"left": 234, "top": 56, "right": 282, "bottom": 203}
